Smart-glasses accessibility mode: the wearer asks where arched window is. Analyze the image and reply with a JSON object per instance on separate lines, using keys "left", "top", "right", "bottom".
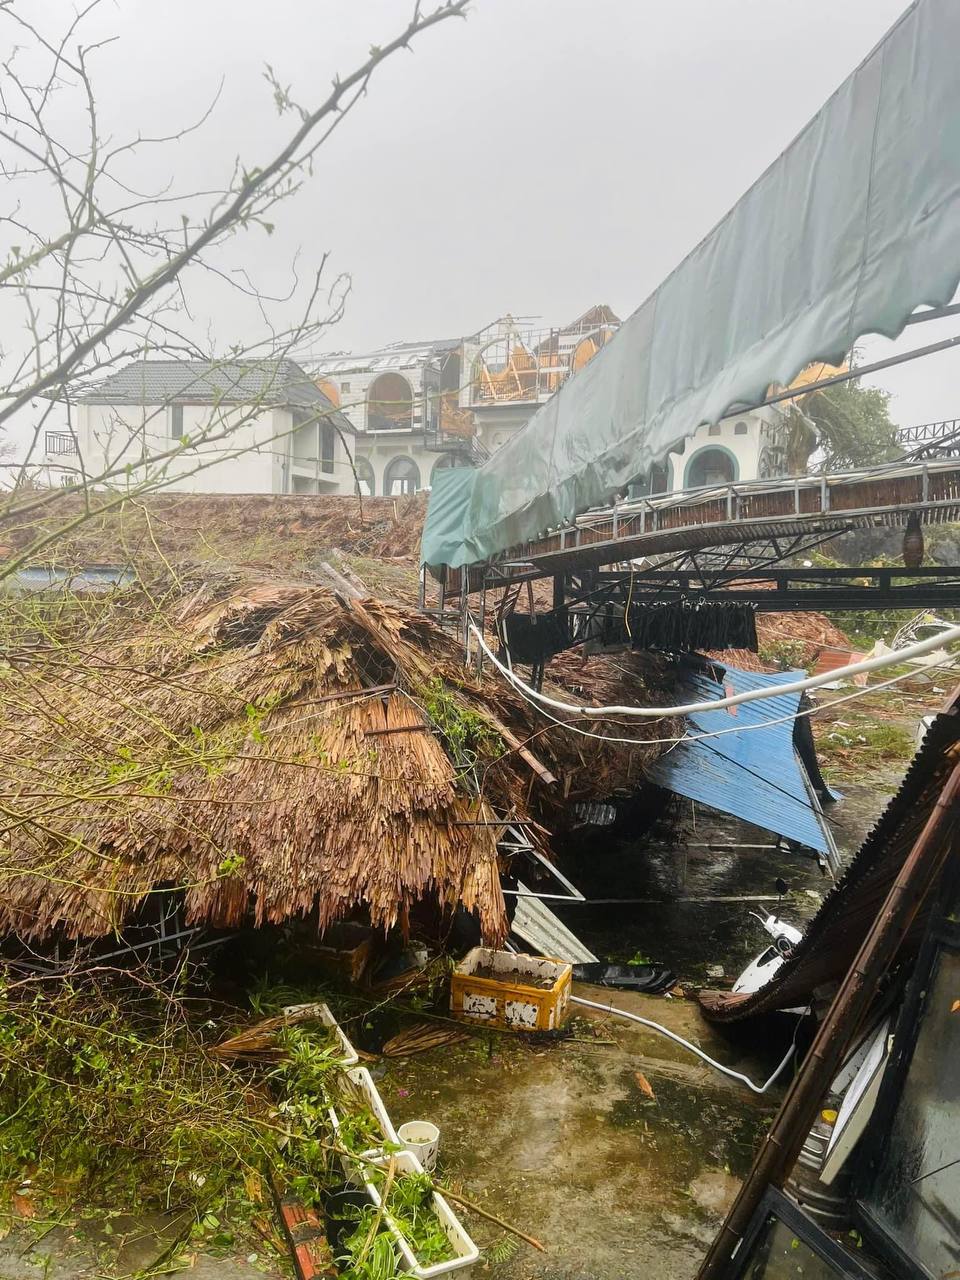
{"left": 734, "top": 420, "right": 749, "bottom": 436}
{"left": 367, "top": 372, "right": 414, "bottom": 432}
{"left": 383, "top": 455, "right": 421, "bottom": 496}
{"left": 353, "top": 456, "right": 375, "bottom": 497}
{"left": 708, "top": 423, "right": 722, "bottom": 437}
{"left": 684, "top": 447, "right": 738, "bottom": 489}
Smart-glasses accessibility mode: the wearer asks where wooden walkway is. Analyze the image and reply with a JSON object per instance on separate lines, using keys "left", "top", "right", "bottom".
{"left": 440, "top": 458, "right": 960, "bottom": 596}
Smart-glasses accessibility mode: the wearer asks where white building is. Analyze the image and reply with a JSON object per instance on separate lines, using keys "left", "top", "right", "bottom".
{"left": 664, "top": 403, "right": 800, "bottom": 492}
{"left": 310, "top": 307, "right": 622, "bottom": 497}
{"left": 39, "top": 335, "right": 811, "bottom": 503}
{"left": 40, "top": 359, "right": 355, "bottom": 495}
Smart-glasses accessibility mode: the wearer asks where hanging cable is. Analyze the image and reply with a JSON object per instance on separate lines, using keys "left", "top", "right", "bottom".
{"left": 493, "top": 622, "right": 958, "bottom": 749}
{"left": 470, "top": 619, "right": 960, "bottom": 718}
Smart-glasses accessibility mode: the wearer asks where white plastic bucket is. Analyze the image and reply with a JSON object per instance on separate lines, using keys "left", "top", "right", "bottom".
{"left": 397, "top": 1120, "right": 440, "bottom": 1173}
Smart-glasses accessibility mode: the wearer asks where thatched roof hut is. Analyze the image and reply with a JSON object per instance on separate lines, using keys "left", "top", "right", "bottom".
{"left": 0, "top": 576, "right": 672, "bottom": 947}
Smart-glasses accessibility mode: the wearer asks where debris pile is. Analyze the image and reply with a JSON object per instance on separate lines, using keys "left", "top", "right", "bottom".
{"left": 0, "top": 573, "right": 674, "bottom": 950}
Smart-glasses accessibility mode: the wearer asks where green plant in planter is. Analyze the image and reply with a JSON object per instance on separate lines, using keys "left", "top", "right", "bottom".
{"left": 366, "top": 1168, "right": 455, "bottom": 1267}
{"left": 340, "top": 1210, "right": 411, "bottom": 1280}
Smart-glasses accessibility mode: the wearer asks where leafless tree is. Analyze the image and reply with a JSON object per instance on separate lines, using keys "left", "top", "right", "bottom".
{"left": 0, "top": 0, "right": 470, "bottom": 580}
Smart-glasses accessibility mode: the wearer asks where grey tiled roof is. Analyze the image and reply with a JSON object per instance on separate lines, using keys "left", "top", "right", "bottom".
{"left": 80, "top": 359, "right": 351, "bottom": 427}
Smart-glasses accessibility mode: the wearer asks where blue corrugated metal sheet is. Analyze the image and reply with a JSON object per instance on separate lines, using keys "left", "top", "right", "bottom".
{"left": 646, "top": 662, "right": 829, "bottom": 853}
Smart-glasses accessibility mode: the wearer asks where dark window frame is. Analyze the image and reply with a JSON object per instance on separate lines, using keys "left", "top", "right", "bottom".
{"left": 851, "top": 857, "right": 960, "bottom": 1280}
{"left": 729, "top": 1187, "right": 877, "bottom": 1280}
{"left": 320, "top": 422, "right": 335, "bottom": 474}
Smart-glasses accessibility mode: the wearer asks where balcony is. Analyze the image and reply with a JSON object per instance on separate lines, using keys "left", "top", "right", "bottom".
{"left": 465, "top": 318, "right": 619, "bottom": 410}
{"left": 45, "top": 430, "right": 79, "bottom": 456}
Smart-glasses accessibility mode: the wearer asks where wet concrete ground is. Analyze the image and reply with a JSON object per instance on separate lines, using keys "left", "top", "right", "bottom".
{"left": 380, "top": 988, "right": 786, "bottom": 1279}
{"left": 367, "top": 778, "right": 896, "bottom": 1280}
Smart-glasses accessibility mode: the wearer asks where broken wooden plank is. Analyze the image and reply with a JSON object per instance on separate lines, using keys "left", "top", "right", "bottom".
{"left": 481, "top": 709, "right": 558, "bottom": 786}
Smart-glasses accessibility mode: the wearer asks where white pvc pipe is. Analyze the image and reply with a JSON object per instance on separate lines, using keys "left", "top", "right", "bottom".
{"left": 570, "top": 994, "right": 797, "bottom": 1095}
{"left": 471, "top": 621, "right": 960, "bottom": 719}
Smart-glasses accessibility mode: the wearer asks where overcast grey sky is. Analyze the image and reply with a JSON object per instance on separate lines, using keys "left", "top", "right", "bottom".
{"left": 14, "top": 0, "right": 959, "bottom": 429}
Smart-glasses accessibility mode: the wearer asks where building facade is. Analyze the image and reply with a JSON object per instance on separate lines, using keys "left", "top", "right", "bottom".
{"left": 664, "top": 403, "right": 799, "bottom": 491}
{"left": 39, "top": 327, "right": 816, "bottom": 500}
{"left": 309, "top": 306, "right": 622, "bottom": 497}
{"left": 40, "top": 359, "right": 354, "bottom": 495}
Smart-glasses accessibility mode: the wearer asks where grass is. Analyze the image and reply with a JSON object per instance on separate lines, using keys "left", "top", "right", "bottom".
{"left": 816, "top": 717, "right": 915, "bottom": 763}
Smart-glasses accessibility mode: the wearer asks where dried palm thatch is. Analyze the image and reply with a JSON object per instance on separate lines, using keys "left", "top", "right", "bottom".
{"left": 0, "top": 571, "right": 682, "bottom": 947}
{"left": 0, "top": 579, "right": 523, "bottom": 944}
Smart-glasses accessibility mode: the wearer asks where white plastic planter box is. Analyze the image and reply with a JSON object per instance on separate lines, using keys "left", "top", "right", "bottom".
{"left": 328, "top": 1066, "right": 400, "bottom": 1182}
{"left": 363, "top": 1150, "right": 479, "bottom": 1278}
{"left": 281, "top": 1001, "right": 359, "bottom": 1067}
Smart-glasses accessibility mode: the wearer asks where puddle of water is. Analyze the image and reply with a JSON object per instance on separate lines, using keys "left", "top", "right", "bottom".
{"left": 606, "top": 1071, "right": 768, "bottom": 1182}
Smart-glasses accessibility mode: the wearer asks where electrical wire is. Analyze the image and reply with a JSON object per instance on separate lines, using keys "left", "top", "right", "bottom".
{"left": 493, "top": 634, "right": 958, "bottom": 750}
{"left": 471, "top": 619, "right": 960, "bottom": 718}
{"left": 570, "top": 994, "right": 802, "bottom": 1095}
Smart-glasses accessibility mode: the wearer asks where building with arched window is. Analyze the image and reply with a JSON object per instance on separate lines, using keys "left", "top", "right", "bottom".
{"left": 666, "top": 405, "right": 802, "bottom": 492}
{"left": 307, "top": 307, "right": 622, "bottom": 498}
{"left": 382, "top": 455, "right": 421, "bottom": 497}
{"left": 366, "top": 371, "right": 415, "bottom": 433}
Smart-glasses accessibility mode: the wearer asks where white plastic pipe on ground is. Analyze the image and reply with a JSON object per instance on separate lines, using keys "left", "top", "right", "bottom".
{"left": 570, "top": 995, "right": 797, "bottom": 1095}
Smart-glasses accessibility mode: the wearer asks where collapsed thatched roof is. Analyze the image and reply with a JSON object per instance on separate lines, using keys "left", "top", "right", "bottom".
{"left": 0, "top": 580, "right": 514, "bottom": 942}
{"left": 0, "top": 575, "right": 674, "bottom": 946}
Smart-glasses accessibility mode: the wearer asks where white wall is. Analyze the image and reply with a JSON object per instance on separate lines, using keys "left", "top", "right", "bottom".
{"left": 327, "top": 364, "right": 430, "bottom": 436}
{"left": 667, "top": 407, "right": 787, "bottom": 490}
{"left": 59, "top": 401, "right": 346, "bottom": 494}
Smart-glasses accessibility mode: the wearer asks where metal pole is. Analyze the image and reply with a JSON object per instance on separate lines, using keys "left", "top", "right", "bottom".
{"left": 724, "top": 331, "right": 960, "bottom": 418}
{"left": 696, "top": 760, "right": 960, "bottom": 1280}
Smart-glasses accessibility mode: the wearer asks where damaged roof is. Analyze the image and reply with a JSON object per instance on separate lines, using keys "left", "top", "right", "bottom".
{"left": 78, "top": 358, "right": 350, "bottom": 421}
{"left": 645, "top": 661, "right": 835, "bottom": 856}
{"left": 699, "top": 684, "right": 960, "bottom": 1022}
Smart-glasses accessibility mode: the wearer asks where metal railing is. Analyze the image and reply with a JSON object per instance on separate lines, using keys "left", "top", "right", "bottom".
{"left": 45, "top": 430, "right": 79, "bottom": 455}
{"left": 895, "top": 418, "right": 960, "bottom": 444}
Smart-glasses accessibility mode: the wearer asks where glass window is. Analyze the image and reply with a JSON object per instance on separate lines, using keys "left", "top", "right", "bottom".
{"left": 742, "top": 1217, "right": 842, "bottom": 1279}
{"left": 860, "top": 947, "right": 960, "bottom": 1277}
{"left": 320, "top": 423, "right": 335, "bottom": 474}
{"left": 383, "top": 455, "right": 420, "bottom": 496}
{"left": 731, "top": 1192, "right": 874, "bottom": 1280}
{"left": 171, "top": 403, "right": 184, "bottom": 436}
{"left": 735, "top": 421, "right": 749, "bottom": 435}
{"left": 708, "top": 423, "right": 723, "bottom": 436}
{"left": 687, "top": 448, "right": 737, "bottom": 488}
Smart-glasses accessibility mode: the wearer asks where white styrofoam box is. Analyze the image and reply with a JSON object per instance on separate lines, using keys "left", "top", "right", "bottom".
{"left": 280, "top": 1001, "right": 359, "bottom": 1067}
{"left": 363, "top": 1150, "right": 479, "bottom": 1278}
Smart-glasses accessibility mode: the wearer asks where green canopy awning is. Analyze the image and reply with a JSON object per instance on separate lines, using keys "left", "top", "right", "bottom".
{"left": 423, "top": 0, "right": 960, "bottom": 569}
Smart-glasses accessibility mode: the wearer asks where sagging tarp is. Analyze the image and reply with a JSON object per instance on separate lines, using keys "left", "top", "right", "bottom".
{"left": 422, "top": 0, "right": 960, "bottom": 570}
{"left": 645, "top": 663, "right": 835, "bottom": 858}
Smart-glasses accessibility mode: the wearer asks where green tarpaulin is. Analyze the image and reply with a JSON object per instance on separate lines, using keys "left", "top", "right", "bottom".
{"left": 422, "top": 0, "right": 960, "bottom": 569}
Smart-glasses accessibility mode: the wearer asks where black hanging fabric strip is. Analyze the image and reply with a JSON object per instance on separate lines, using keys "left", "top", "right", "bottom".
{"left": 626, "top": 600, "right": 758, "bottom": 653}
